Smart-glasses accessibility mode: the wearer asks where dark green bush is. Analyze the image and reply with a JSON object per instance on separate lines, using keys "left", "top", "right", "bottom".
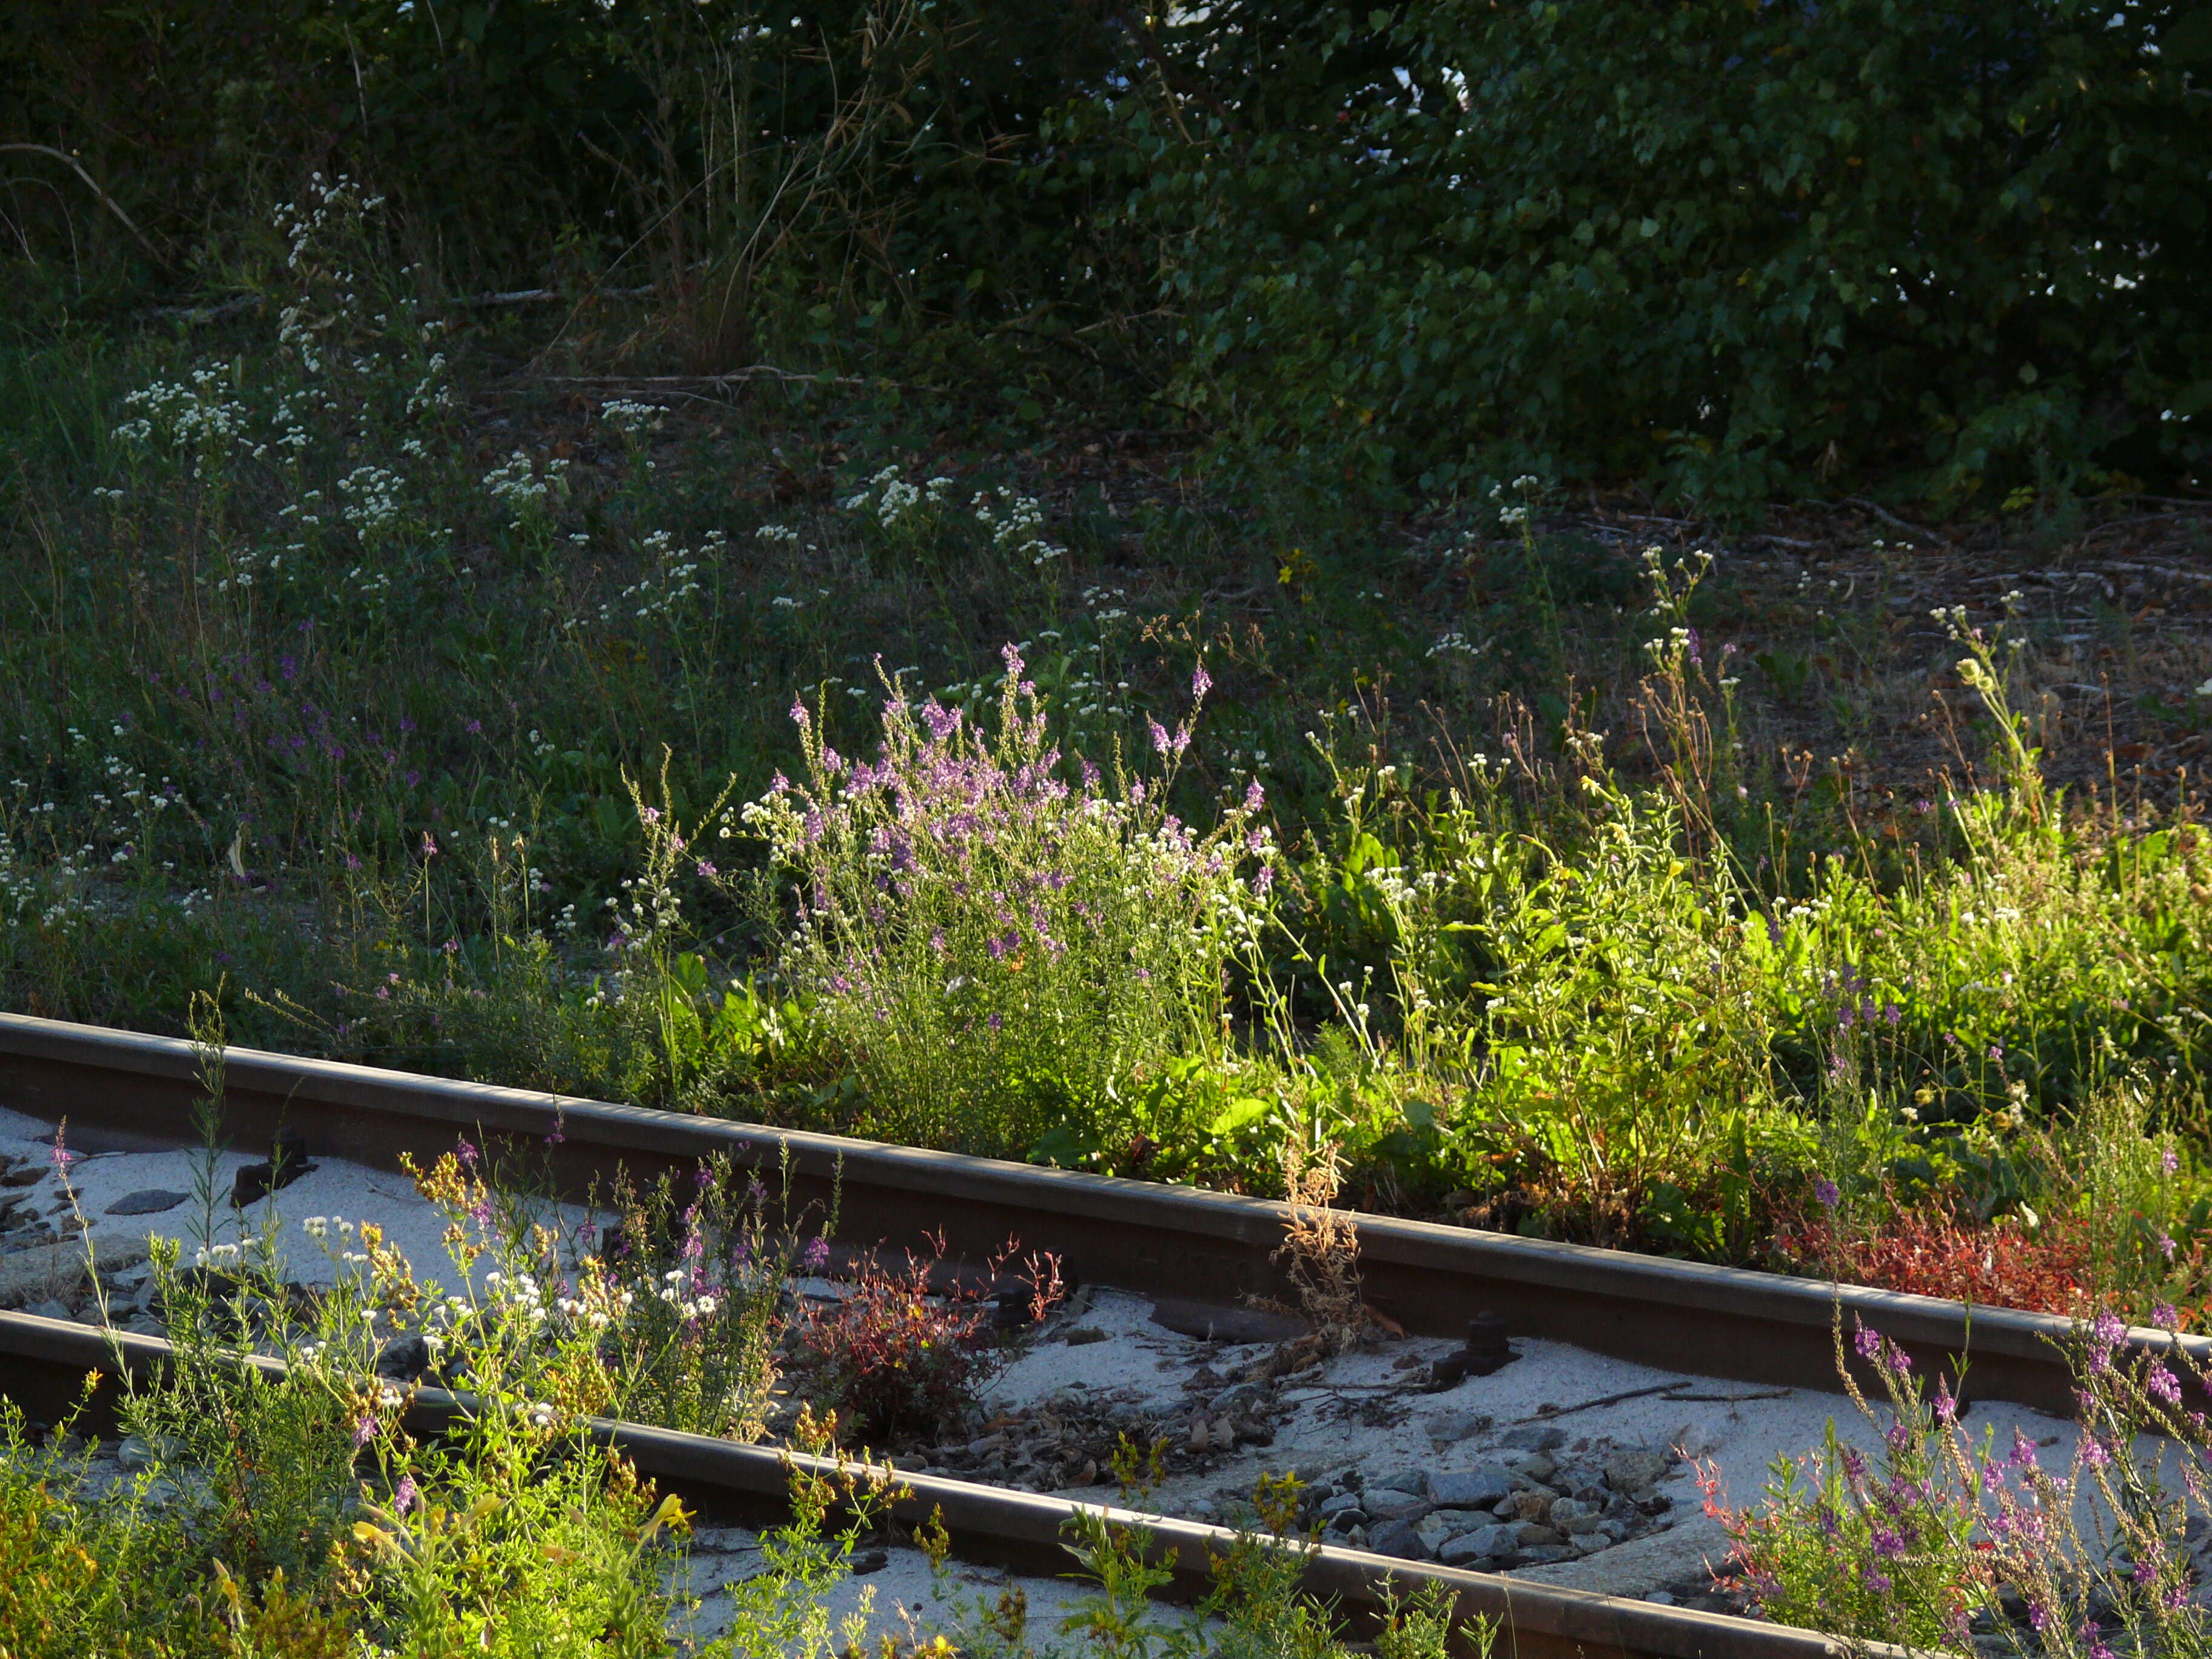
{"left": 1107, "top": 0, "right": 2212, "bottom": 505}
{"left": 5, "top": 1, "right": 2209, "bottom": 500}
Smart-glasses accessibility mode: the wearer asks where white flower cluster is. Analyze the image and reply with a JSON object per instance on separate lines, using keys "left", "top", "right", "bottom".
{"left": 554, "top": 1286, "right": 631, "bottom": 1331}
{"left": 842, "top": 464, "right": 953, "bottom": 533}
{"left": 404, "top": 353, "right": 454, "bottom": 418}
{"left": 656, "top": 1267, "right": 720, "bottom": 1321}
{"left": 1490, "top": 474, "right": 1543, "bottom": 528}
{"left": 273, "top": 173, "right": 383, "bottom": 274}
{"left": 1428, "top": 631, "right": 1486, "bottom": 659}
{"left": 974, "top": 486, "right": 1064, "bottom": 567}
{"left": 1082, "top": 584, "right": 1131, "bottom": 626}
{"left": 483, "top": 1268, "right": 549, "bottom": 1326}
{"left": 599, "top": 528, "right": 718, "bottom": 625}
{"left": 337, "top": 464, "right": 406, "bottom": 535}
{"left": 756, "top": 522, "right": 801, "bottom": 546}
{"left": 481, "top": 450, "right": 570, "bottom": 527}
{"left": 601, "top": 399, "right": 668, "bottom": 441}
{"left": 0, "top": 739, "right": 175, "bottom": 925}
{"left": 112, "top": 369, "right": 250, "bottom": 475}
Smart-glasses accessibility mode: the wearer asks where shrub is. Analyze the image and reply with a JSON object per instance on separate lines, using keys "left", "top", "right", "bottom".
{"left": 738, "top": 646, "right": 1267, "bottom": 1156}
{"left": 793, "top": 1233, "right": 1062, "bottom": 1445}
{"left": 1109, "top": 0, "right": 2212, "bottom": 503}
{"left": 1708, "top": 1308, "right": 2212, "bottom": 1655}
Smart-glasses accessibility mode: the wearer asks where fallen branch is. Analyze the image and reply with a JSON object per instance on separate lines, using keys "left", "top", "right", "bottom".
{"left": 1843, "top": 495, "right": 1947, "bottom": 545}
{"left": 2103, "top": 559, "right": 2212, "bottom": 587}
{"left": 0, "top": 142, "right": 163, "bottom": 263}
{"left": 522, "top": 367, "right": 897, "bottom": 392}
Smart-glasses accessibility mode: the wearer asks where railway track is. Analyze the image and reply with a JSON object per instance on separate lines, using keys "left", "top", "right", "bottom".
{"left": 0, "top": 1010, "right": 2146, "bottom": 1658}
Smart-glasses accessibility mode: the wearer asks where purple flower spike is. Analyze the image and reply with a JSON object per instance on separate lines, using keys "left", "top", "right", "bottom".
{"left": 1191, "top": 663, "right": 1212, "bottom": 700}
{"left": 1814, "top": 1178, "right": 1839, "bottom": 1209}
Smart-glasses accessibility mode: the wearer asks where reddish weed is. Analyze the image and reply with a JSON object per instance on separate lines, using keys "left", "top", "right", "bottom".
{"left": 793, "top": 1233, "right": 1062, "bottom": 1445}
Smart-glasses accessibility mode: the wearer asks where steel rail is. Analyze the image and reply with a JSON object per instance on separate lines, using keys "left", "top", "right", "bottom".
{"left": 1, "top": 1011, "right": 2189, "bottom": 1416}
{"left": 0, "top": 1308, "right": 1890, "bottom": 1659}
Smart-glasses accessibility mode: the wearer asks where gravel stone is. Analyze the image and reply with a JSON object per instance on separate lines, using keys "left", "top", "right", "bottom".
{"left": 1603, "top": 1448, "right": 1672, "bottom": 1492}
{"left": 1429, "top": 1467, "right": 1513, "bottom": 1509}
{"left": 1369, "top": 1518, "right": 1429, "bottom": 1559}
{"left": 1502, "top": 1490, "right": 1555, "bottom": 1524}
{"left": 1362, "top": 1488, "right": 1430, "bottom": 1522}
{"left": 1414, "top": 1512, "right": 1458, "bottom": 1554}
{"left": 105, "top": 1190, "right": 191, "bottom": 1216}
{"left": 1437, "top": 1524, "right": 1515, "bottom": 1566}
{"left": 1424, "top": 1410, "right": 1489, "bottom": 1448}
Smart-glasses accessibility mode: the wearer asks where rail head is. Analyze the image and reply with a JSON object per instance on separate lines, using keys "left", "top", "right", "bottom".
{"left": 0, "top": 1307, "right": 1906, "bottom": 1659}
{"left": 0, "top": 1010, "right": 2198, "bottom": 1404}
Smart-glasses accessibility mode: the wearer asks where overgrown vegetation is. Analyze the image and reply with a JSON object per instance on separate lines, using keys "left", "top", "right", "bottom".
{"left": 0, "top": 1087, "right": 1480, "bottom": 1658}
{"left": 6, "top": 5, "right": 2212, "bottom": 1339}
{"left": 1706, "top": 1307, "right": 2212, "bottom": 1657}
{"left": 1, "top": 170, "right": 2211, "bottom": 1328}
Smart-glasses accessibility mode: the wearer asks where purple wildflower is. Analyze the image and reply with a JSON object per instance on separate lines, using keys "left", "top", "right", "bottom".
{"left": 457, "top": 1139, "right": 478, "bottom": 1168}
{"left": 394, "top": 1473, "right": 419, "bottom": 1515}
{"left": 802, "top": 1236, "right": 830, "bottom": 1272}
{"left": 2163, "top": 1146, "right": 2181, "bottom": 1176}
{"left": 1191, "top": 663, "right": 1212, "bottom": 700}
{"left": 1814, "top": 1178, "right": 1839, "bottom": 1209}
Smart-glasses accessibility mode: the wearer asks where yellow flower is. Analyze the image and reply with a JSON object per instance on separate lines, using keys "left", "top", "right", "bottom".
{"left": 639, "top": 1492, "right": 692, "bottom": 1542}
